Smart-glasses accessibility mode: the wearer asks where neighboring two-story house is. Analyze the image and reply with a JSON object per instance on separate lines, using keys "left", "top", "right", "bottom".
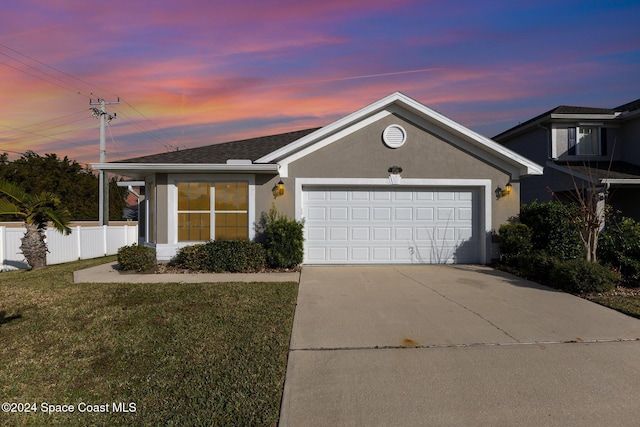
{"left": 493, "top": 98, "right": 640, "bottom": 220}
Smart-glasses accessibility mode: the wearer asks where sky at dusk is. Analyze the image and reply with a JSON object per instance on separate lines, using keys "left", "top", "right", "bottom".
{"left": 1, "top": 0, "right": 639, "bottom": 166}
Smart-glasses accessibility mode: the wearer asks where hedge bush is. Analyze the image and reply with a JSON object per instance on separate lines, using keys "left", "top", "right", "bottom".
{"left": 498, "top": 223, "right": 533, "bottom": 266}
{"left": 172, "top": 243, "right": 205, "bottom": 271}
{"left": 599, "top": 217, "right": 640, "bottom": 287}
{"left": 519, "top": 201, "right": 583, "bottom": 260}
{"left": 549, "top": 259, "right": 619, "bottom": 294}
{"left": 172, "top": 240, "right": 266, "bottom": 273}
{"left": 117, "top": 244, "right": 157, "bottom": 272}
{"left": 262, "top": 208, "right": 304, "bottom": 269}
{"left": 514, "top": 250, "right": 561, "bottom": 284}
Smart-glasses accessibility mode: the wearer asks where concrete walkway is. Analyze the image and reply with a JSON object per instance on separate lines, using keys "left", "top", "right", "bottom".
{"left": 73, "top": 262, "right": 300, "bottom": 283}
{"left": 279, "top": 265, "right": 640, "bottom": 426}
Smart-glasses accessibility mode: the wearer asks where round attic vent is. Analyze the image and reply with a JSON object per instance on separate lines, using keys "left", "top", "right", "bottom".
{"left": 382, "top": 124, "right": 406, "bottom": 148}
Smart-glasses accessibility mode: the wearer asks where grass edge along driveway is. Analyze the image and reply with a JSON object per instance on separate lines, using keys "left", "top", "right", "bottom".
{"left": 0, "top": 256, "right": 298, "bottom": 427}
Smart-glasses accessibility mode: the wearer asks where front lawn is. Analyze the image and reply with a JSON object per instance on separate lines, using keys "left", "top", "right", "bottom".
{"left": 0, "top": 256, "right": 298, "bottom": 426}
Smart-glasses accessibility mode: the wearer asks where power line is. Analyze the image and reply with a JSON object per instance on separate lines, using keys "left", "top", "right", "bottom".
{"left": 0, "top": 42, "right": 115, "bottom": 99}
{"left": 0, "top": 43, "right": 178, "bottom": 157}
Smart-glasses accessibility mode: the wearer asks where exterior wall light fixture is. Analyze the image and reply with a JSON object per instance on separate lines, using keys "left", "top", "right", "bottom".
{"left": 273, "top": 180, "right": 285, "bottom": 197}
{"left": 495, "top": 182, "right": 513, "bottom": 199}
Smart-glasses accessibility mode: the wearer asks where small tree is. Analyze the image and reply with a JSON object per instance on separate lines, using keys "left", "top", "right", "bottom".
{"left": 0, "top": 179, "right": 71, "bottom": 270}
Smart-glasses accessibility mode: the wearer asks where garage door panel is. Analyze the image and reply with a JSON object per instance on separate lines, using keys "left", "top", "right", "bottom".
{"left": 307, "top": 207, "right": 326, "bottom": 220}
{"left": 437, "top": 207, "right": 454, "bottom": 220}
{"left": 351, "top": 227, "right": 370, "bottom": 240}
{"left": 394, "top": 207, "right": 413, "bottom": 221}
{"left": 307, "top": 227, "right": 326, "bottom": 241}
{"left": 329, "top": 247, "right": 348, "bottom": 261}
{"left": 307, "top": 247, "right": 326, "bottom": 261}
{"left": 373, "top": 228, "right": 392, "bottom": 241}
{"left": 330, "top": 227, "right": 348, "bottom": 240}
{"left": 373, "top": 247, "right": 392, "bottom": 261}
{"left": 373, "top": 208, "right": 391, "bottom": 220}
{"left": 416, "top": 208, "right": 434, "bottom": 221}
{"left": 373, "top": 191, "right": 392, "bottom": 201}
{"left": 458, "top": 207, "right": 473, "bottom": 221}
{"left": 395, "top": 191, "right": 413, "bottom": 201}
{"left": 351, "top": 247, "right": 370, "bottom": 260}
{"left": 351, "top": 207, "right": 369, "bottom": 220}
{"left": 303, "top": 187, "right": 479, "bottom": 264}
{"left": 330, "top": 207, "right": 348, "bottom": 220}
{"left": 330, "top": 191, "right": 348, "bottom": 200}
{"left": 395, "top": 227, "right": 412, "bottom": 240}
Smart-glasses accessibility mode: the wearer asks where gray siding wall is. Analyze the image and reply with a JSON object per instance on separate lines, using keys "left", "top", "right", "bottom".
{"left": 620, "top": 115, "right": 640, "bottom": 165}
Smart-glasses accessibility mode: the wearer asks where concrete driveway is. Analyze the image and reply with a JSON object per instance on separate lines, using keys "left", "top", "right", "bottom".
{"left": 279, "top": 265, "right": 640, "bottom": 426}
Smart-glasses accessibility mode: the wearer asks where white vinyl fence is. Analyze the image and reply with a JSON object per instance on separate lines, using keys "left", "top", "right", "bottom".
{"left": 0, "top": 225, "right": 138, "bottom": 271}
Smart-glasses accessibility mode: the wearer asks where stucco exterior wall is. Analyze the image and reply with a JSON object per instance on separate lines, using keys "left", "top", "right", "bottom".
{"left": 284, "top": 114, "right": 519, "bottom": 232}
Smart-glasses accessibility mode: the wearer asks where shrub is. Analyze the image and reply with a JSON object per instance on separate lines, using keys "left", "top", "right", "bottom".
{"left": 172, "top": 243, "right": 205, "bottom": 271}
{"left": 498, "top": 223, "right": 533, "bottom": 266}
{"left": 262, "top": 207, "right": 304, "bottom": 269}
{"left": 549, "top": 259, "right": 619, "bottom": 294}
{"left": 519, "top": 201, "right": 583, "bottom": 260}
{"left": 117, "top": 244, "right": 157, "bottom": 272}
{"left": 599, "top": 217, "right": 640, "bottom": 287}
{"left": 198, "top": 240, "right": 266, "bottom": 273}
{"left": 514, "top": 250, "right": 561, "bottom": 284}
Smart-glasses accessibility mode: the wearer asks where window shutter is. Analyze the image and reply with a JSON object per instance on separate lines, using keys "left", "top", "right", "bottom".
{"left": 568, "top": 127, "right": 576, "bottom": 155}
{"left": 600, "top": 128, "right": 607, "bottom": 156}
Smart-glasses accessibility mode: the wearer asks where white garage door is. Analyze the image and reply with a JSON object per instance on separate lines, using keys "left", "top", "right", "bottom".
{"left": 303, "top": 187, "right": 479, "bottom": 264}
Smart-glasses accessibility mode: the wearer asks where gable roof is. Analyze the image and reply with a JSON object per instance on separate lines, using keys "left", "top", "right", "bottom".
{"left": 494, "top": 98, "right": 640, "bottom": 141}
{"left": 115, "top": 128, "right": 320, "bottom": 164}
{"left": 94, "top": 92, "right": 543, "bottom": 179}
{"left": 258, "top": 91, "right": 543, "bottom": 177}
{"left": 615, "top": 98, "right": 640, "bottom": 113}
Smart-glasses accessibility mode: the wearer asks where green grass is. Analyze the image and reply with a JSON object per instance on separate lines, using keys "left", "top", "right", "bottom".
{"left": 587, "top": 295, "right": 640, "bottom": 319}
{"left": 0, "top": 256, "right": 298, "bottom": 426}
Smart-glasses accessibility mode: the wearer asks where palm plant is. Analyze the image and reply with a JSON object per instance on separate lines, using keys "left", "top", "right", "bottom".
{"left": 0, "top": 179, "right": 71, "bottom": 270}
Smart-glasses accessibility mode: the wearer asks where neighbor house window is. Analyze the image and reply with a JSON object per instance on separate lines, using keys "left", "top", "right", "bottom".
{"left": 177, "top": 182, "right": 211, "bottom": 242}
{"left": 176, "top": 181, "right": 248, "bottom": 242}
{"left": 568, "top": 126, "right": 607, "bottom": 156}
{"left": 577, "top": 127, "right": 598, "bottom": 155}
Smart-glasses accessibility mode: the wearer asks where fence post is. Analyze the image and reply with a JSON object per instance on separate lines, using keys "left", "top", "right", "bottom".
{"left": 103, "top": 225, "right": 108, "bottom": 256}
{"left": 76, "top": 226, "right": 82, "bottom": 260}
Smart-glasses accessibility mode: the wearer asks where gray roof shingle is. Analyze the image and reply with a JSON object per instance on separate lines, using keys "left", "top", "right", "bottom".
{"left": 114, "top": 128, "right": 320, "bottom": 164}
{"left": 554, "top": 161, "right": 640, "bottom": 180}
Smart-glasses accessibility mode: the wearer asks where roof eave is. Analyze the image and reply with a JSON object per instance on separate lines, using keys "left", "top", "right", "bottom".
{"left": 92, "top": 162, "right": 279, "bottom": 179}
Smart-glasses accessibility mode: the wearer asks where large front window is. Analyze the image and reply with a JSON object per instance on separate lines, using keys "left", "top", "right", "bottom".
{"left": 177, "top": 181, "right": 248, "bottom": 242}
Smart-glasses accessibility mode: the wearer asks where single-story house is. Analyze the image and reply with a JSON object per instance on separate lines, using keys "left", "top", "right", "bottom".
{"left": 94, "top": 92, "right": 542, "bottom": 264}
{"left": 493, "top": 97, "right": 640, "bottom": 220}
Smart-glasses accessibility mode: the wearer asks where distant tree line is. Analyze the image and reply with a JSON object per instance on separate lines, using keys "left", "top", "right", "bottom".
{"left": 0, "top": 151, "right": 129, "bottom": 221}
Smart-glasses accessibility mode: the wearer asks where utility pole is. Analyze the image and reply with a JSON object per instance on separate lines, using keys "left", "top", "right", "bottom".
{"left": 90, "top": 98, "right": 119, "bottom": 225}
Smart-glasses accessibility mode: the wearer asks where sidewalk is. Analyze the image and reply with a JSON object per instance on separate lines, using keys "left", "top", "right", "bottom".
{"left": 73, "top": 262, "right": 300, "bottom": 283}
